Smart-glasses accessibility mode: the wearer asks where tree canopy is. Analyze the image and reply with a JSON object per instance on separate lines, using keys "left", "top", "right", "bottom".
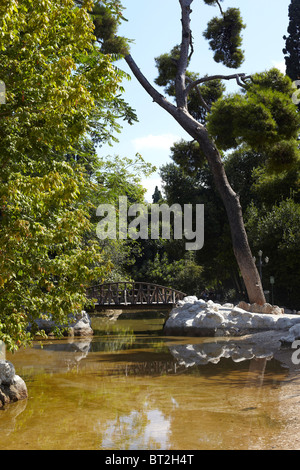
{"left": 283, "top": 0, "right": 300, "bottom": 82}
{"left": 124, "top": 0, "right": 300, "bottom": 306}
{"left": 0, "top": 0, "right": 139, "bottom": 350}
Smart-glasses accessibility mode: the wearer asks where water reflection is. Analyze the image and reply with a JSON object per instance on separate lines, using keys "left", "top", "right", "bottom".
{"left": 1, "top": 316, "right": 300, "bottom": 450}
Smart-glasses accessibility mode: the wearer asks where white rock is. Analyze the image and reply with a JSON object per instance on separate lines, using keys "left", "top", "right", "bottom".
{"left": 164, "top": 297, "right": 300, "bottom": 337}
{"left": 0, "top": 360, "right": 15, "bottom": 385}
{"left": 183, "top": 296, "right": 198, "bottom": 304}
{"left": 281, "top": 324, "right": 300, "bottom": 344}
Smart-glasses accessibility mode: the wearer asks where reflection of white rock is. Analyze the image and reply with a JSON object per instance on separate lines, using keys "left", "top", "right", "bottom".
{"left": 169, "top": 328, "right": 287, "bottom": 367}
{"left": 164, "top": 297, "right": 300, "bottom": 337}
{"left": 281, "top": 324, "right": 300, "bottom": 344}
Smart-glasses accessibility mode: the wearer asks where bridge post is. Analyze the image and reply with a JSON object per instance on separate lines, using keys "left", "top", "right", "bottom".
{"left": 124, "top": 283, "right": 127, "bottom": 305}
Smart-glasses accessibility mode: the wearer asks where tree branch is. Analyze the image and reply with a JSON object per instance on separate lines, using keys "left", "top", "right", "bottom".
{"left": 185, "top": 76, "right": 210, "bottom": 111}
{"left": 124, "top": 53, "right": 206, "bottom": 139}
{"left": 216, "top": 0, "right": 224, "bottom": 15}
{"left": 124, "top": 54, "right": 178, "bottom": 117}
{"left": 176, "top": 0, "right": 194, "bottom": 109}
{"left": 185, "top": 73, "right": 252, "bottom": 95}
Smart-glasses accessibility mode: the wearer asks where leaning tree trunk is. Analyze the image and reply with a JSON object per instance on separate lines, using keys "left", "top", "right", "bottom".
{"left": 124, "top": 0, "right": 266, "bottom": 305}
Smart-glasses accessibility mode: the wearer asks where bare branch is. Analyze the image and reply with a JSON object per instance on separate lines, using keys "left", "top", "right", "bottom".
{"left": 124, "top": 55, "right": 177, "bottom": 116}
{"left": 188, "top": 31, "right": 194, "bottom": 63}
{"left": 216, "top": 0, "right": 224, "bottom": 15}
{"left": 124, "top": 53, "right": 206, "bottom": 139}
{"left": 176, "top": 0, "right": 194, "bottom": 109}
{"left": 185, "top": 76, "right": 210, "bottom": 111}
{"left": 186, "top": 73, "right": 252, "bottom": 95}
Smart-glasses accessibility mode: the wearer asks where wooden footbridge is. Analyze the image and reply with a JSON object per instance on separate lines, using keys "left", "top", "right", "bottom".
{"left": 87, "top": 282, "right": 186, "bottom": 309}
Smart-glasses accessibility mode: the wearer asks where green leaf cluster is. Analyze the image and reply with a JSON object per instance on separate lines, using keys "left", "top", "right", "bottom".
{"left": 154, "top": 46, "right": 225, "bottom": 124}
{"left": 0, "top": 164, "right": 108, "bottom": 351}
{"left": 246, "top": 199, "right": 300, "bottom": 307}
{"left": 207, "top": 68, "right": 300, "bottom": 172}
{"left": 203, "top": 7, "right": 246, "bottom": 68}
{"left": 0, "top": 0, "right": 140, "bottom": 351}
{"left": 133, "top": 252, "right": 204, "bottom": 298}
{"left": 91, "top": 1, "right": 129, "bottom": 55}
{"left": 283, "top": 0, "right": 300, "bottom": 82}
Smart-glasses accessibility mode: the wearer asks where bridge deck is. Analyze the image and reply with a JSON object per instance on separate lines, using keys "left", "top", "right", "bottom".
{"left": 87, "top": 282, "right": 186, "bottom": 307}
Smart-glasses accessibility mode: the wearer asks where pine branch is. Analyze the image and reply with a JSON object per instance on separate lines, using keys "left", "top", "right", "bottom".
{"left": 185, "top": 73, "right": 252, "bottom": 96}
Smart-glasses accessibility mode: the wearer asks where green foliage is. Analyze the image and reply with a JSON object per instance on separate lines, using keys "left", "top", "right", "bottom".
{"left": 158, "top": 161, "right": 243, "bottom": 297}
{"left": 0, "top": 164, "right": 107, "bottom": 351}
{"left": 283, "top": 0, "right": 300, "bottom": 81}
{"left": 246, "top": 199, "right": 300, "bottom": 307}
{"left": 187, "top": 76, "right": 226, "bottom": 124}
{"left": 94, "top": 154, "right": 155, "bottom": 204}
{"left": 0, "top": 0, "right": 131, "bottom": 177}
{"left": 203, "top": 7, "right": 246, "bottom": 68}
{"left": 224, "top": 147, "right": 263, "bottom": 208}
{"left": 155, "top": 48, "right": 225, "bottom": 123}
{"left": 207, "top": 68, "right": 300, "bottom": 171}
{"left": 154, "top": 45, "right": 182, "bottom": 96}
{"left": 133, "top": 253, "right": 204, "bottom": 297}
{"left": 0, "top": 0, "right": 139, "bottom": 351}
{"left": 204, "top": 0, "right": 224, "bottom": 5}
{"left": 170, "top": 140, "right": 207, "bottom": 175}
{"left": 90, "top": 1, "right": 130, "bottom": 55}
{"left": 251, "top": 164, "right": 300, "bottom": 207}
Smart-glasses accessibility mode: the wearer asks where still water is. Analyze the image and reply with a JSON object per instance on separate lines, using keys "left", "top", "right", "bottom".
{"left": 1, "top": 312, "right": 300, "bottom": 450}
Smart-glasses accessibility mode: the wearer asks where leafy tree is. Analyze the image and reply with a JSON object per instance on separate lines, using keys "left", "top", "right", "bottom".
{"left": 203, "top": 6, "right": 246, "bottom": 68}
{"left": 246, "top": 199, "right": 300, "bottom": 308}
{"left": 207, "top": 69, "right": 300, "bottom": 173}
{"left": 90, "top": 154, "right": 156, "bottom": 282}
{"left": 124, "top": 0, "right": 300, "bottom": 305}
{"left": 0, "top": 165, "right": 106, "bottom": 351}
{"left": 0, "top": 0, "right": 136, "bottom": 350}
{"left": 283, "top": 0, "right": 300, "bottom": 82}
{"left": 152, "top": 186, "right": 162, "bottom": 203}
{"left": 159, "top": 158, "right": 245, "bottom": 299}
{"left": 0, "top": 0, "right": 134, "bottom": 176}
{"left": 133, "top": 252, "right": 204, "bottom": 297}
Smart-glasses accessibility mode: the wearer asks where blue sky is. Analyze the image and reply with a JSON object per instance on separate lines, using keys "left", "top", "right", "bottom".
{"left": 99, "top": 0, "right": 291, "bottom": 201}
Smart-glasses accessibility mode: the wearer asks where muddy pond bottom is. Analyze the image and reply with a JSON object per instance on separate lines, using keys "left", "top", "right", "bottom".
{"left": 1, "top": 313, "right": 300, "bottom": 450}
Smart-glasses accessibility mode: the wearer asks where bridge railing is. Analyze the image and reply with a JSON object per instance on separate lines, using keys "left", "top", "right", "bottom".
{"left": 87, "top": 282, "right": 186, "bottom": 306}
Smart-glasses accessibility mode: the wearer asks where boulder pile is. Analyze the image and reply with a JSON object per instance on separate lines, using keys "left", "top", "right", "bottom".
{"left": 164, "top": 296, "right": 300, "bottom": 339}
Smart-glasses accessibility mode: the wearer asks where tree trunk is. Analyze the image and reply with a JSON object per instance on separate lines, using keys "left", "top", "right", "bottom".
{"left": 193, "top": 125, "right": 265, "bottom": 305}
{"left": 124, "top": 0, "right": 266, "bottom": 306}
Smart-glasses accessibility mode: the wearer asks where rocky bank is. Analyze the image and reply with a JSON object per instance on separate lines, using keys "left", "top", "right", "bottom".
{"left": 164, "top": 296, "right": 300, "bottom": 342}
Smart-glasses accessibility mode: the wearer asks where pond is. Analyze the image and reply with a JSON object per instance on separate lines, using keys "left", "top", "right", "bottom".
{"left": 1, "top": 311, "right": 300, "bottom": 450}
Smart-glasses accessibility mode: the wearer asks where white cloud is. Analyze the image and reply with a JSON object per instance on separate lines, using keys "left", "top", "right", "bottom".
{"left": 271, "top": 60, "right": 286, "bottom": 74}
{"left": 132, "top": 133, "right": 180, "bottom": 151}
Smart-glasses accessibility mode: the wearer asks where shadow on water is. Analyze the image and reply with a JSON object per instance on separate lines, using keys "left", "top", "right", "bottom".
{"left": 2, "top": 311, "right": 300, "bottom": 450}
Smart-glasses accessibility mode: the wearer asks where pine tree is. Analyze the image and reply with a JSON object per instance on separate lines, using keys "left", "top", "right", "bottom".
{"left": 283, "top": 0, "right": 300, "bottom": 81}
{"left": 152, "top": 186, "right": 162, "bottom": 203}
